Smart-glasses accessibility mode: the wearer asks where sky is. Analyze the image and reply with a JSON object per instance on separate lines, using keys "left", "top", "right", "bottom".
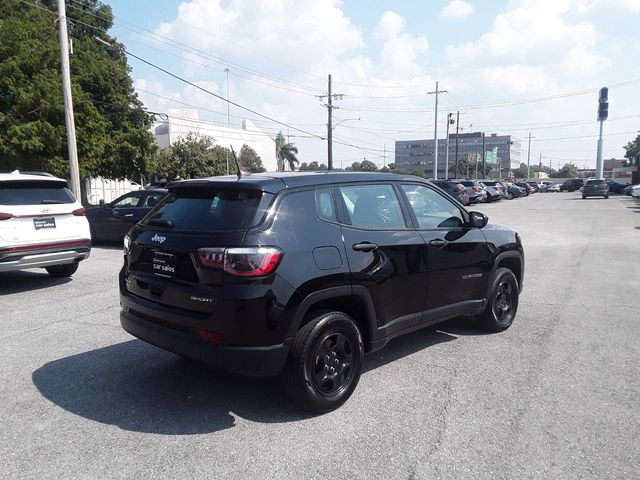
{"left": 100, "top": 0, "right": 640, "bottom": 170}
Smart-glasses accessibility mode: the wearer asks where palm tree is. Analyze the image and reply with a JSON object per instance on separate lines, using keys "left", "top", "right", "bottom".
{"left": 275, "top": 132, "right": 299, "bottom": 171}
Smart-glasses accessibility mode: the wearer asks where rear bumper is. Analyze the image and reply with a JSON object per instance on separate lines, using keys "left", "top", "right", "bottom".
{"left": 0, "top": 241, "right": 91, "bottom": 272}
{"left": 119, "top": 293, "right": 292, "bottom": 377}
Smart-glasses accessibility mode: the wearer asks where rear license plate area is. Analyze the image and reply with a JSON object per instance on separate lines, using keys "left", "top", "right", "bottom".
{"left": 34, "top": 217, "right": 56, "bottom": 230}
{"left": 152, "top": 251, "right": 177, "bottom": 278}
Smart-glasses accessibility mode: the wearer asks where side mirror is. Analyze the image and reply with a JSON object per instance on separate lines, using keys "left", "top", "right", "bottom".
{"left": 98, "top": 199, "right": 105, "bottom": 206}
{"left": 469, "top": 211, "right": 488, "bottom": 228}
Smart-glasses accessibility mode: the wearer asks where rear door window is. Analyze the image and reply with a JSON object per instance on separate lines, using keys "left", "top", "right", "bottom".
{"left": 143, "top": 188, "right": 273, "bottom": 232}
{"left": 337, "top": 184, "right": 406, "bottom": 229}
{"left": 0, "top": 181, "right": 75, "bottom": 205}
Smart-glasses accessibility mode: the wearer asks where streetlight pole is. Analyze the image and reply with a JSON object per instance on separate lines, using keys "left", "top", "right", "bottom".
{"left": 445, "top": 113, "right": 453, "bottom": 179}
{"left": 224, "top": 67, "right": 230, "bottom": 127}
{"left": 526, "top": 131, "right": 533, "bottom": 180}
{"left": 454, "top": 110, "right": 460, "bottom": 177}
{"left": 57, "top": 0, "right": 81, "bottom": 198}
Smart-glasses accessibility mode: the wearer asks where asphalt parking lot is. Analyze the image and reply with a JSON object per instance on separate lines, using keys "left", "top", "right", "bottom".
{"left": 1, "top": 192, "right": 639, "bottom": 480}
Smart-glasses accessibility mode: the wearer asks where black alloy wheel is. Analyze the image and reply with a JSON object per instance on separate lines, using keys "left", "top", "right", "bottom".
{"left": 311, "top": 331, "right": 355, "bottom": 397}
{"left": 282, "top": 311, "right": 363, "bottom": 413}
{"left": 478, "top": 267, "right": 519, "bottom": 332}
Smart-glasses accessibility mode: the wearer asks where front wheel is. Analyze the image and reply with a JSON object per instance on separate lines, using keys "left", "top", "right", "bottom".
{"left": 604, "top": 195, "right": 609, "bottom": 199}
{"left": 477, "top": 268, "right": 519, "bottom": 332}
{"left": 45, "top": 263, "right": 79, "bottom": 278}
{"left": 582, "top": 195, "right": 587, "bottom": 199}
{"left": 282, "top": 311, "right": 363, "bottom": 413}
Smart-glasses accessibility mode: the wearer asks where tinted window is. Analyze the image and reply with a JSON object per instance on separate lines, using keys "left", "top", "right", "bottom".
{"left": 587, "top": 180, "right": 605, "bottom": 185}
{"left": 143, "top": 189, "right": 272, "bottom": 232}
{"left": 401, "top": 184, "right": 465, "bottom": 229}
{"left": 338, "top": 184, "right": 405, "bottom": 229}
{"left": 0, "top": 181, "right": 75, "bottom": 205}
{"left": 143, "top": 192, "right": 164, "bottom": 208}
{"left": 113, "top": 194, "right": 142, "bottom": 208}
{"left": 316, "top": 188, "right": 336, "bottom": 222}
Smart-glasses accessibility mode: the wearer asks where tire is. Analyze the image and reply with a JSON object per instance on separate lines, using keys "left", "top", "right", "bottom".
{"left": 506, "top": 192, "right": 514, "bottom": 200}
{"left": 604, "top": 195, "right": 609, "bottom": 199}
{"left": 582, "top": 195, "right": 587, "bottom": 199}
{"left": 282, "top": 311, "right": 363, "bottom": 413}
{"left": 45, "top": 263, "right": 79, "bottom": 278}
{"left": 477, "top": 268, "right": 519, "bottom": 332}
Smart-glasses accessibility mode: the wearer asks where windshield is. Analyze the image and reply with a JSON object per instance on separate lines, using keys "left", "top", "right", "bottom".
{"left": 141, "top": 188, "right": 273, "bottom": 232}
{"left": 0, "top": 181, "right": 75, "bottom": 205}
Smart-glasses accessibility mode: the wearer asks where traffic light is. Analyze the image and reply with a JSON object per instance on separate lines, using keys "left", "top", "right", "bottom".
{"left": 598, "top": 86, "right": 608, "bottom": 121}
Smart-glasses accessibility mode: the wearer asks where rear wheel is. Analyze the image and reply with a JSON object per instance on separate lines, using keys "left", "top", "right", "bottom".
{"left": 582, "top": 194, "right": 587, "bottom": 199}
{"left": 282, "top": 311, "right": 363, "bottom": 413}
{"left": 477, "top": 268, "right": 519, "bottom": 332}
{"left": 604, "top": 195, "right": 609, "bottom": 199}
{"left": 45, "top": 263, "right": 79, "bottom": 278}
{"left": 506, "top": 192, "right": 514, "bottom": 200}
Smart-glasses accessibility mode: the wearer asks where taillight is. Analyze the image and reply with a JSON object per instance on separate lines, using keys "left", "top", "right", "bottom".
{"left": 197, "top": 247, "right": 225, "bottom": 268}
{"left": 72, "top": 207, "right": 86, "bottom": 216}
{"left": 0, "top": 212, "right": 14, "bottom": 221}
{"left": 196, "top": 247, "right": 283, "bottom": 277}
{"left": 455, "top": 184, "right": 465, "bottom": 192}
{"left": 473, "top": 186, "right": 481, "bottom": 192}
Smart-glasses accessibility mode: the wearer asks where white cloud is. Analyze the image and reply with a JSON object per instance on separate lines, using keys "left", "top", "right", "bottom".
{"left": 374, "top": 10, "right": 406, "bottom": 40}
{"left": 441, "top": 0, "right": 475, "bottom": 18}
{"left": 380, "top": 35, "right": 429, "bottom": 77}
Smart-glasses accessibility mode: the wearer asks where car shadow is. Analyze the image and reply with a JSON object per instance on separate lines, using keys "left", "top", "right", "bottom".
{"left": 0, "top": 270, "right": 72, "bottom": 296}
{"left": 32, "top": 328, "right": 456, "bottom": 434}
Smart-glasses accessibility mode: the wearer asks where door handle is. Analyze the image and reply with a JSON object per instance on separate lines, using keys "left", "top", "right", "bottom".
{"left": 429, "top": 239, "right": 448, "bottom": 248}
{"left": 124, "top": 214, "right": 134, "bottom": 217}
{"left": 352, "top": 242, "right": 378, "bottom": 252}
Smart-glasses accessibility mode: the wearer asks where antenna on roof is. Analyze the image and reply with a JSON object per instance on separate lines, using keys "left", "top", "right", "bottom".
{"left": 230, "top": 145, "right": 242, "bottom": 180}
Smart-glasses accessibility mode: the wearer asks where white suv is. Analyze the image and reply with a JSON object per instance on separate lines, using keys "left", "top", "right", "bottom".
{"left": 0, "top": 171, "right": 91, "bottom": 277}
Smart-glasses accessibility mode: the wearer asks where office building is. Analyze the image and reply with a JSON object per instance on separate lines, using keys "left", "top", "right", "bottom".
{"left": 395, "top": 132, "right": 521, "bottom": 178}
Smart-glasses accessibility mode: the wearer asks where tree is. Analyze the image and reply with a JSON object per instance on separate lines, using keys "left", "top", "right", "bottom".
{"left": 556, "top": 163, "right": 578, "bottom": 178}
{"left": 299, "top": 161, "right": 327, "bottom": 171}
{"left": 0, "top": 0, "right": 156, "bottom": 181}
{"left": 147, "top": 134, "right": 229, "bottom": 180}
{"left": 448, "top": 155, "right": 493, "bottom": 178}
{"left": 512, "top": 163, "right": 529, "bottom": 179}
{"left": 623, "top": 134, "right": 640, "bottom": 162}
{"left": 346, "top": 160, "right": 378, "bottom": 172}
{"left": 238, "top": 144, "right": 265, "bottom": 173}
{"left": 275, "top": 131, "right": 298, "bottom": 171}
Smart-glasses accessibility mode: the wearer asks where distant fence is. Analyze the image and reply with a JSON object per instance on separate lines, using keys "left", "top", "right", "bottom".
{"left": 85, "top": 177, "right": 142, "bottom": 205}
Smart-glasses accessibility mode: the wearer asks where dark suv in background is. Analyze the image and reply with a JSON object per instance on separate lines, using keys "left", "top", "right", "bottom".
{"left": 432, "top": 180, "right": 470, "bottom": 205}
{"left": 119, "top": 172, "right": 524, "bottom": 413}
{"left": 560, "top": 178, "right": 584, "bottom": 192}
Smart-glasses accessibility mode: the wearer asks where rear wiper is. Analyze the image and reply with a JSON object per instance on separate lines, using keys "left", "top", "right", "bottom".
{"left": 146, "top": 218, "right": 174, "bottom": 228}
{"left": 41, "top": 200, "right": 64, "bottom": 204}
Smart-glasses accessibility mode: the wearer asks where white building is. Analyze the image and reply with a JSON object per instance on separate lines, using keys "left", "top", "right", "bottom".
{"left": 154, "top": 108, "right": 278, "bottom": 172}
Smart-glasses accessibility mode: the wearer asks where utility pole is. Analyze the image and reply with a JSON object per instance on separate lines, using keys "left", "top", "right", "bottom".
{"left": 317, "top": 74, "right": 344, "bottom": 170}
{"left": 596, "top": 87, "right": 609, "bottom": 180}
{"left": 475, "top": 153, "right": 479, "bottom": 180}
{"left": 454, "top": 110, "right": 460, "bottom": 177}
{"left": 526, "top": 132, "right": 533, "bottom": 179}
{"left": 57, "top": 0, "right": 81, "bottom": 198}
{"left": 445, "top": 113, "right": 453, "bottom": 179}
{"left": 224, "top": 67, "right": 230, "bottom": 175}
{"left": 427, "top": 81, "right": 447, "bottom": 180}
{"left": 481, "top": 132, "right": 486, "bottom": 179}
{"left": 383, "top": 144, "right": 386, "bottom": 168}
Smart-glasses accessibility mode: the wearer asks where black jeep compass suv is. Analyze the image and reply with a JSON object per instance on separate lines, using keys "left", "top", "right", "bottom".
{"left": 120, "top": 172, "right": 524, "bottom": 413}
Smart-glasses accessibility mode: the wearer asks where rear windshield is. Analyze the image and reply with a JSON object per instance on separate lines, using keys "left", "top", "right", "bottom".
{"left": 483, "top": 181, "right": 498, "bottom": 186}
{"left": 587, "top": 180, "right": 605, "bottom": 185}
{"left": 460, "top": 181, "right": 474, "bottom": 186}
{"left": 142, "top": 188, "right": 273, "bottom": 232}
{"left": 0, "top": 181, "right": 75, "bottom": 205}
